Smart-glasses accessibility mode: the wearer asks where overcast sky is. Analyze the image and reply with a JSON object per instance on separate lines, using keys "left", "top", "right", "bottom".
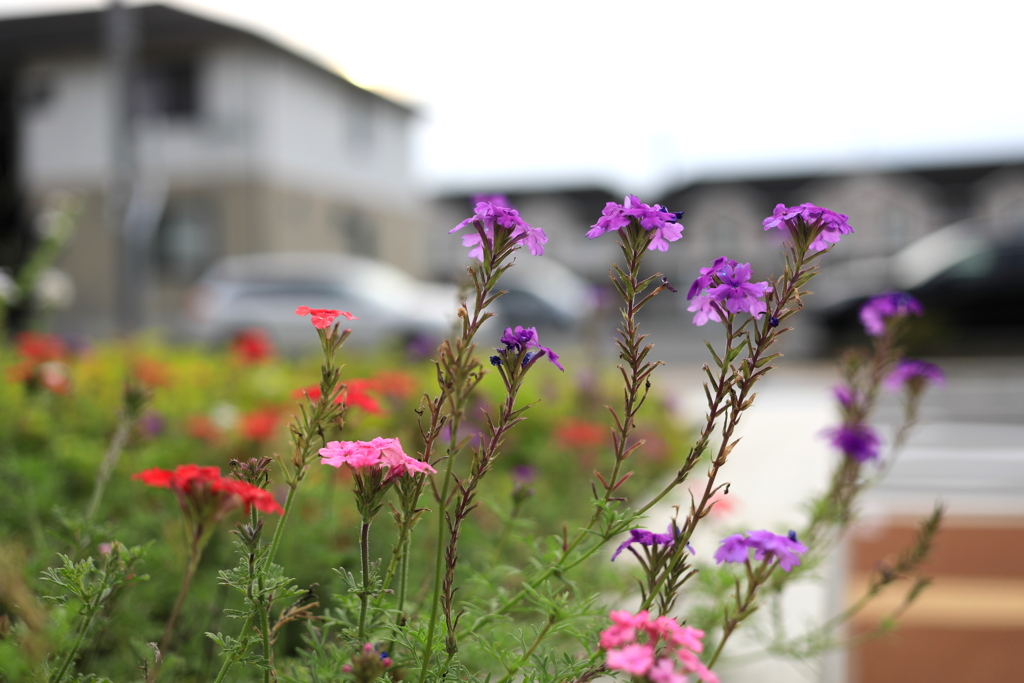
{"left": 3, "top": 0, "right": 1024, "bottom": 195}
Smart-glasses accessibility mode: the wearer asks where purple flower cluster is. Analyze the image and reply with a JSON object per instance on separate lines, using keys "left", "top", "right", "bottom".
{"left": 685, "top": 257, "right": 773, "bottom": 326}
{"left": 858, "top": 291, "right": 923, "bottom": 337}
{"left": 885, "top": 359, "right": 945, "bottom": 391}
{"left": 499, "top": 325, "right": 564, "bottom": 371}
{"left": 586, "top": 195, "right": 684, "bottom": 252}
{"left": 713, "top": 530, "right": 807, "bottom": 572}
{"left": 762, "top": 203, "right": 853, "bottom": 252}
{"left": 450, "top": 201, "right": 548, "bottom": 261}
{"left": 824, "top": 423, "right": 881, "bottom": 463}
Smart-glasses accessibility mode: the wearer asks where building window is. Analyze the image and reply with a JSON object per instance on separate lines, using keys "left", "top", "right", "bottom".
{"left": 153, "top": 198, "right": 218, "bottom": 281}
{"left": 134, "top": 61, "right": 197, "bottom": 118}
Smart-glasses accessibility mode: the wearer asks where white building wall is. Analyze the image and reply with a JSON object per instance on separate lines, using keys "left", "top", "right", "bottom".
{"left": 19, "top": 58, "right": 112, "bottom": 190}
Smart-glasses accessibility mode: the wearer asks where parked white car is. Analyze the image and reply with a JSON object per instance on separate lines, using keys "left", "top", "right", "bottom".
{"left": 185, "top": 252, "right": 459, "bottom": 353}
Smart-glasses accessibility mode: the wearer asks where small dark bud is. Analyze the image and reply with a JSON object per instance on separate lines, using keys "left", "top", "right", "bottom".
{"left": 489, "top": 355, "right": 502, "bottom": 367}
{"left": 522, "top": 352, "right": 536, "bottom": 368}
{"left": 769, "top": 316, "right": 780, "bottom": 328}
{"left": 661, "top": 277, "right": 678, "bottom": 293}
{"left": 788, "top": 530, "right": 798, "bottom": 542}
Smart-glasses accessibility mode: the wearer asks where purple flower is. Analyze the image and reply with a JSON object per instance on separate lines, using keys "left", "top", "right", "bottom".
{"left": 762, "top": 203, "right": 853, "bottom": 252}
{"left": 714, "top": 530, "right": 807, "bottom": 572}
{"left": 586, "top": 195, "right": 684, "bottom": 252}
{"left": 885, "top": 359, "right": 945, "bottom": 391}
{"left": 686, "top": 256, "right": 738, "bottom": 299}
{"left": 512, "top": 464, "right": 536, "bottom": 484}
{"left": 450, "top": 201, "right": 548, "bottom": 260}
{"left": 611, "top": 525, "right": 679, "bottom": 561}
{"left": 825, "top": 423, "right": 881, "bottom": 463}
{"left": 686, "top": 258, "right": 772, "bottom": 326}
{"left": 744, "top": 530, "right": 808, "bottom": 571}
{"left": 859, "top": 292, "right": 923, "bottom": 337}
{"left": 500, "top": 325, "right": 564, "bottom": 371}
{"left": 833, "top": 385, "right": 858, "bottom": 410}
{"left": 713, "top": 533, "right": 750, "bottom": 564}
{"left": 686, "top": 294, "right": 723, "bottom": 327}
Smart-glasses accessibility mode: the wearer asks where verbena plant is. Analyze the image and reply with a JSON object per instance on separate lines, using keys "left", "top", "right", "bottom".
{"left": 0, "top": 197, "right": 943, "bottom": 683}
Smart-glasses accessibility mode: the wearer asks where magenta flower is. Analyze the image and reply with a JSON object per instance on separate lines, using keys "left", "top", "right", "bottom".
{"left": 686, "top": 258, "right": 772, "bottom": 326}
{"left": 859, "top": 291, "right": 923, "bottom": 336}
{"left": 713, "top": 530, "right": 807, "bottom": 572}
{"left": 586, "top": 195, "right": 684, "bottom": 252}
{"left": 762, "top": 202, "right": 853, "bottom": 252}
{"left": 499, "top": 325, "right": 564, "bottom": 371}
{"left": 824, "top": 423, "right": 881, "bottom": 463}
{"left": 450, "top": 201, "right": 547, "bottom": 260}
{"left": 885, "top": 359, "right": 945, "bottom": 391}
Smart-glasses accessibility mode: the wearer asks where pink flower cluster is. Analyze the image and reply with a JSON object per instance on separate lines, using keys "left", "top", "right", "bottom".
{"left": 600, "top": 611, "right": 717, "bottom": 683}
{"left": 319, "top": 437, "right": 437, "bottom": 477}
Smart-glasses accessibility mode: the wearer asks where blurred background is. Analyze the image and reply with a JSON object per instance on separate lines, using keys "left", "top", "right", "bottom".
{"left": 0, "top": 1, "right": 1021, "bottom": 681}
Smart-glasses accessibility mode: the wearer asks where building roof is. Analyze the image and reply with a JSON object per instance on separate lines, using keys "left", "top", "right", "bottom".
{"left": 0, "top": 3, "right": 413, "bottom": 113}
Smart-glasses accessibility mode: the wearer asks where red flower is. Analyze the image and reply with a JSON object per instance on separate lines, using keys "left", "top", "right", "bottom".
{"left": 133, "top": 358, "right": 170, "bottom": 387}
{"left": 341, "top": 380, "right": 383, "bottom": 414}
{"left": 292, "top": 384, "right": 324, "bottom": 402}
{"left": 367, "top": 371, "right": 417, "bottom": 399}
{"left": 231, "top": 328, "right": 274, "bottom": 364}
{"left": 291, "top": 381, "right": 383, "bottom": 415}
{"left": 16, "top": 331, "right": 66, "bottom": 363}
{"left": 240, "top": 409, "right": 279, "bottom": 442}
{"left": 133, "top": 465, "right": 283, "bottom": 516}
{"left": 214, "top": 477, "right": 285, "bottom": 515}
{"left": 186, "top": 415, "right": 221, "bottom": 442}
{"left": 555, "top": 419, "right": 606, "bottom": 450}
{"left": 295, "top": 306, "right": 358, "bottom": 329}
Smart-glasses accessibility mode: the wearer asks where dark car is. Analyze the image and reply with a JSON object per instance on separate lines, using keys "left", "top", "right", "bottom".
{"left": 814, "top": 222, "right": 1024, "bottom": 351}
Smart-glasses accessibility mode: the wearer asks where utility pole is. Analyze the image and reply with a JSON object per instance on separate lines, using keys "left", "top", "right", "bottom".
{"left": 104, "top": 0, "right": 143, "bottom": 333}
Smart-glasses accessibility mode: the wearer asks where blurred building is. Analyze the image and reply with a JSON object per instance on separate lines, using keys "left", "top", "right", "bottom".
{"left": 435, "top": 159, "right": 1024, "bottom": 286}
{"left": 660, "top": 161, "right": 1024, "bottom": 278}
{"left": 0, "top": 3, "right": 422, "bottom": 336}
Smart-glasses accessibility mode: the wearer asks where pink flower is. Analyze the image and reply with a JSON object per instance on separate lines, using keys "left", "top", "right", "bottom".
{"left": 606, "top": 643, "right": 655, "bottom": 676}
{"left": 319, "top": 438, "right": 436, "bottom": 476}
{"left": 648, "top": 657, "right": 686, "bottom": 683}
{"left": 295, "top": 306, "right": 358, "bottom": 329}
{"left": 599, "top": 609, "right": 643, "bottom": 648}
{"left": 676, "top": 649, "right": 719, "bottom": 683}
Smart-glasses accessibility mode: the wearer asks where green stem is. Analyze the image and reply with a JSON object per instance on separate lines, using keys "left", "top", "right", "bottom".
{"left": 357, "top": 518, "right": 372, "bottom": 641}
{"left": 494, "top": 616, "right": 555, "bottom": 683}
{"left": 49, "top": 609, "right": 96, "bottom": 683}
{"left": 267, "top": 484, "right": 298, "bottom": 566}
{"left": 159, "top": 536, "right": 203, "bottom": 655}
{"left": 418, "top": 433, "right": 458, "bottom": 683}
{"left": 86, "top": 413, "right": 134, "bottom": 522}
